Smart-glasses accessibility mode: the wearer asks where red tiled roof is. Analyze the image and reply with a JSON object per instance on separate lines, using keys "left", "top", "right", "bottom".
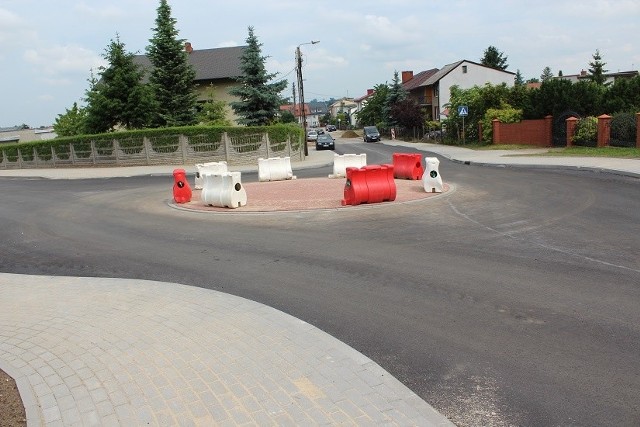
{"left": 280, "top": 104, "right": 311, "bottom": 116}
{"left": 402, "top": 68, "right": 439, "bottom": 91}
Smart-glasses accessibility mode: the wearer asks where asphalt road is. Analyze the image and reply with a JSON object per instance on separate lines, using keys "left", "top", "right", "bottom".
{"left": 1, "top": 139, "right": 639, "bottom": 426}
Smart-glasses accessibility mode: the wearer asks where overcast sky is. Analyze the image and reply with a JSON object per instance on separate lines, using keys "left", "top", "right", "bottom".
{"left": 1, "top": 0, "right": 639, "bottom": 127}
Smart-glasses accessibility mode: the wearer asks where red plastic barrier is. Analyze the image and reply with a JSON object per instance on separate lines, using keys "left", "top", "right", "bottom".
{"left": 382, "top": 163, "right": 397, "bottom": 201}
{"left": 392, "top": 153, "right": 424, "bottom": 180}
{"left": 341, "top": 164, "right": 396, "bottom": 206}
{"left": 172, "top": 168, "right": 192, "bottom": 203}
{"left": 342, "top": 167, "right": 368, "bottom": 206}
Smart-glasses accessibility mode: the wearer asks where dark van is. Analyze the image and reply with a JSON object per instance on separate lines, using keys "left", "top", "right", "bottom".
{"left": 363, "top": 126, "right": 381, "bottom": 142}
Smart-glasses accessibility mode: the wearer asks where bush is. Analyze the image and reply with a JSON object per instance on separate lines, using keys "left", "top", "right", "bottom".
{"left": 482, "top": 107, "right": 522, "bottom": 142}
{"left": 610, "top": 112, "right": 637, "bottom": 147}
{"left": 573, "top": 116, "right": 597, "bottom": 146}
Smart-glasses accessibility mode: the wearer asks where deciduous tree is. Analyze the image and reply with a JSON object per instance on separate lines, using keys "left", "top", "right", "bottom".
{"left": 196, "top": 86, "right": 231, "bottom": 126}
{"left": 53, "top": 102, "right": 87, "bottom": 136}
{"left": 355, "top": 83, "right": 389, "bottom": 127}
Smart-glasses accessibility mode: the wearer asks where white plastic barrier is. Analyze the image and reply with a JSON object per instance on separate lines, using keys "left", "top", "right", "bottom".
{"left": 201, "top": 171, "right": 247, "bottom": 209}
{"left": 194, "top": 161, "right": 228, "bottom": 189}
{"left": 258, "top": 157, "right": 296, "bottom": 182}
{"left": 423, "top": 157, "right": 443, "bottom": 193}
{"left": 329, "top": 153, "right": 367, "bottom": 178}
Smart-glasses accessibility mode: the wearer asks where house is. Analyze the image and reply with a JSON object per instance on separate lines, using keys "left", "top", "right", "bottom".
{"left": 401, "top": 60, "right": 515, "bottom": 120}
{"left": 555, "top": 69, "right": 639, "bottom": 85}
{"left": 133, "top": 42, "right": 246, "bottom": 123}
{"left": 329, "top": 98, "right": 358, "bottom": 127}
{"left": 279, "top": 104, "right": 313, "bottom": 126}
{"left": 307, "top": 101, "right": 330, "bottom": 127}
{"left": 353, "top": 89, "right": 375, "bottom": 122}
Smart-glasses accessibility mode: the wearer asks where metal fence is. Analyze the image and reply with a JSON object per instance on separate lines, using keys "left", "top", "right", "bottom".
{"left": 0, "top": 132, "right": 304, "bottom": 169}
{"left": 610, "top": 112, "right": 637, "bottom": 148}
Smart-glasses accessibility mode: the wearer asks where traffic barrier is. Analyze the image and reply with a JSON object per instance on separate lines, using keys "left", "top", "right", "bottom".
{"left": 172, "top": 169, "right": 192, "bottom": 203}
{"left": 341, "top": 164, "right": 396, "bottom": 206}
{"left": 329, "top": 153, "right": 367, "bottom": 178}
{"left": 258, "top": 157, "right": 296, "bottom": 182}
{"left": 195, "top": 161, "right": 228, "bottom": 189}
{"left": 423, "top": 157, "right": 443, "bottom": 193}
{"left": 392, "top": 153, "right": 424, "bottom": 180}
{"left": 201, "top": 171, "right": 247, "bottom": 209}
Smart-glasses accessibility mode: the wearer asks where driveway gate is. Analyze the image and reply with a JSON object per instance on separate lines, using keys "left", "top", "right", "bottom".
{"left": 552, "top": 110, "right": 581, "bottom": 147}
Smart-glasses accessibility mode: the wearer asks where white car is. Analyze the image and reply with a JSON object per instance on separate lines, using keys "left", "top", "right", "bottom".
{"left": 306, "top": 130, "right": 318, "bottom": 142}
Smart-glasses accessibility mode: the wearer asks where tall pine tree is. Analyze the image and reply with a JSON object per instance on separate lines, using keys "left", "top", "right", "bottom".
{"left": 480, "top": 46, "right": 509, "bottom": 70}
{"left": 384, "top": 70, "right": 407, "bottom": 127}
{"left": 540, "top": 66, "right": 554, "bottom": 82}
{"left": 84, "top": 35, "right": 154, "bottom": 133}
{"left": 588, "top": 49, "right": 609, "bottom": 85}
{"left": 230, "top": 26, "right": 287, "bottom": 126}
{"left": 146, "top": 0, "right": 197, "bottom": 127}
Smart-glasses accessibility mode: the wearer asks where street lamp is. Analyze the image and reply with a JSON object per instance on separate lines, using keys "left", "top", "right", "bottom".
{"left": 296, "top": 40, "right": 319, "bottom": 156}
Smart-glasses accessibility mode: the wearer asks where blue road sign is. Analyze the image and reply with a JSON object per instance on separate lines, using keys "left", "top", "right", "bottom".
{"left": 458, "top": 105, "right": 468, "bottom": 116}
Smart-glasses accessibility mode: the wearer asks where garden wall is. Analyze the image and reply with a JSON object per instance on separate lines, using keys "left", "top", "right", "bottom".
{"left": 0, "top": 132, "right": 304, "bottom": 170}
{"left": 492, "top": 116, "right": 552, "bottom": 147}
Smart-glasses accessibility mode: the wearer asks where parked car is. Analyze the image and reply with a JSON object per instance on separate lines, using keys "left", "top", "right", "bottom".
{"left": 306, "top": 130, "right": 318, "bottom": 142}
{"left": 315, "top": 134, "right": 335, "bottom": 150}
{"left": 316, "top": 128, "right": 325, "bottom": 135}
{"left": 326, "top": 124, "right": 337, "bottom": 132}
{"left": 363, "top": 126, "right": 381, "bottom": 142}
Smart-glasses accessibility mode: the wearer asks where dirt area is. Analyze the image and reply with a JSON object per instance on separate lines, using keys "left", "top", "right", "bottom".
{"left": 0, "top": 368, "right": 26, "bottom": 427}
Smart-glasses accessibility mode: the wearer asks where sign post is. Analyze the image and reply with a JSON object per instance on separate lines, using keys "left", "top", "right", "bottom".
{"left": 457, "top": 105, "right": 468, "bottom": 144}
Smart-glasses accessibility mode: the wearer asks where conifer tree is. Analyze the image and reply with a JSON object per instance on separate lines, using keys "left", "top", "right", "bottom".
{"left": 480, "top": 45, "right": 509, "bottom": 70}
{"left": 540, "top": 66, "right": 554, "bottom": 82}
{"left": 146, "top": 0, "right": 197, "bottom": 127}
{"left": 84, "top": 36, "right": 154, "bottom": 133}
{"left": 384, "top": 70, "right": 408, "bottom": 127}
{"left": 229, "top": 26, "right": 287, "bottom": 126}
{"left": 588, "top": 49, "right": 609, "bottom": 85}
{"left": 514, "top": 69, "right": 525, "bottom": 86}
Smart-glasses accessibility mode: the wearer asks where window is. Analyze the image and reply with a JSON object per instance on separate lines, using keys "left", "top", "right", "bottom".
{"left": 462, "top": 65, "right": 468, "bottom": 73}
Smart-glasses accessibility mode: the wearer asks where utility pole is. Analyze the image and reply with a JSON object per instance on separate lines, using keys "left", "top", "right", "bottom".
{"left": 296, "top": 41, "right": 319, "bottom": 157}
{"left": 292, "top": 81, "right": 297, "bottom": 125}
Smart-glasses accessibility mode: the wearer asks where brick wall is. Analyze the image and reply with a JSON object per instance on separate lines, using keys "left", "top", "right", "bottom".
{"left": 492, "top": 116, "right": 552, "bottom": 147}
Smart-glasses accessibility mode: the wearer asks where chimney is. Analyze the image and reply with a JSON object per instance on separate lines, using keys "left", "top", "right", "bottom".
{"left": 580, "top": 69, "right": 587, "bottom": 76}
{"left": 366, "top": 89, "right": 374, "bottom": 96}
{"left": 401, "top": 71, "right": 413, "bottom": 83}
{"left": 185, "top": 42, "right": 193, "bottom": 53}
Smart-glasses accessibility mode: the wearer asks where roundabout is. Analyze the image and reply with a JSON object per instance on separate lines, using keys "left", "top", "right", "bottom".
{"left": 172, "top": 176, "right": 451, "bottom": 213}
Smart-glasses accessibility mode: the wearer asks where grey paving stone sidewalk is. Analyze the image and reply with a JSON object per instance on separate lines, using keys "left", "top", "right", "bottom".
{"left": 0, "top": 273, "right": 453, "bottom": 426}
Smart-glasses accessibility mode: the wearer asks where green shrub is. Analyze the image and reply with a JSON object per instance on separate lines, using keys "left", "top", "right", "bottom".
{"left": 117, "top": 137, "right": 144, "bottom": 154}
{"left": 610, "top": 112, "right": 637, "bottom": 147}
{"left": 573, "top": 116, "right": 597, "bottom": 146}
{"left": 482, "top": 107, "right": 522, "bottom": 142}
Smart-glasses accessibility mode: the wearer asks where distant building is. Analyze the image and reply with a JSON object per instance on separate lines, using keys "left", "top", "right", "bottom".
{"left": 0, "top": 126, "right": 56, "bottom": 144}
{"left": 329, "top": 98, "right": 358, "bottom": 126}
{"left": 279, "top": 104, "right": 313, "bottom": 126}
{"left": 554, "top": 69, "right": 639, "bottom": 85}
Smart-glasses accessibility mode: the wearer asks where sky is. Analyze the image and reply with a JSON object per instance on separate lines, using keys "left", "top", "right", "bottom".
{"left": 1, "top": 0, "right": 639, "bottom": 128}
